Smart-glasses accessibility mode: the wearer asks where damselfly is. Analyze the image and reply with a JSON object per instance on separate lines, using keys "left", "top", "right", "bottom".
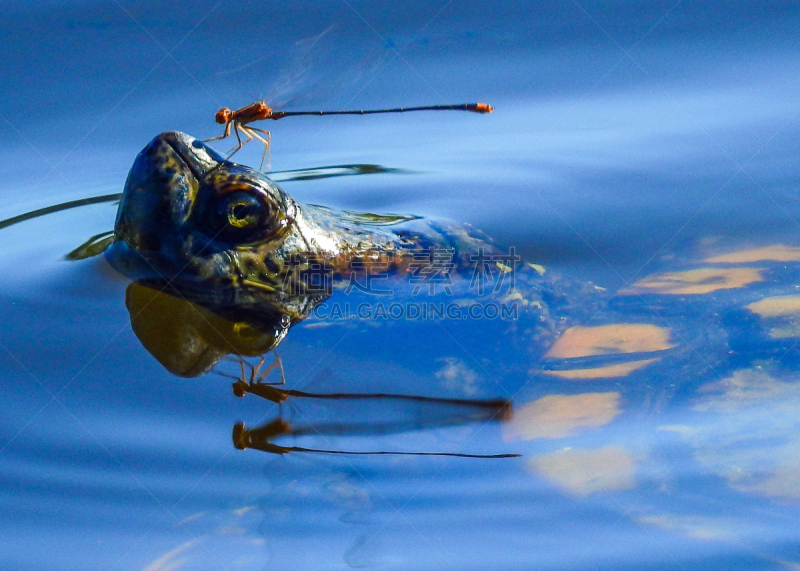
{"left": 206, "top": 101, "right": 494, "bottom": 169}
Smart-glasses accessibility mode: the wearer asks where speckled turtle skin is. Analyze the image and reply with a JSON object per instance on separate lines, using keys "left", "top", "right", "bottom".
{"left": 106, "top": 132, "right": 505, "bottom": 323}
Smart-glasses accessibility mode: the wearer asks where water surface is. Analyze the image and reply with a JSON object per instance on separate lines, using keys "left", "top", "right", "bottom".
{"left": 2, "top": 1, "right": 800, "bottom": 569}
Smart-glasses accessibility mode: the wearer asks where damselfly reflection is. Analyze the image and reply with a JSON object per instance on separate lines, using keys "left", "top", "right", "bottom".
{"left": 234, "top": 420, "right": 517, "bottom": 458}
{"left": 206, "top": 101, "right": 493, "bottom": 169}
{"left": 230, "top": 374, "right": 515, "bottom": 416}
{"left": 231, "top": 391, "right": 516, "bottom": 459}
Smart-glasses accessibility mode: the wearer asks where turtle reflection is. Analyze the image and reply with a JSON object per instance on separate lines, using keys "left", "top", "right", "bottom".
{"left": 125, "top": 281, "right": 287, "bottom": 378}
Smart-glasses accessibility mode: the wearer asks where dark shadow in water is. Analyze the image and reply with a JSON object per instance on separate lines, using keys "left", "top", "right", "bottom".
{"left": 269, "top": 163, "right": 410, "bottom": 182}
{"left": 0, "top": 193, "right": 121, "bottom": 231}
{"left": 0, "top": 162, "right": 402, "bottom": 256}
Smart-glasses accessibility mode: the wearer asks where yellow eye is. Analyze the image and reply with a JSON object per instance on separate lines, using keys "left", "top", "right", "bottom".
{"left": 203, "top": 191, "right": 272, "bottom": 243}
{"left": 227, "top": 200, "right": 259, "bottom": 228}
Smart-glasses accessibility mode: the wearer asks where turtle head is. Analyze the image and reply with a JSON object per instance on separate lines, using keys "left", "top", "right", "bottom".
{"left": 106, "top": 131, "right": 316, "bottom": 318}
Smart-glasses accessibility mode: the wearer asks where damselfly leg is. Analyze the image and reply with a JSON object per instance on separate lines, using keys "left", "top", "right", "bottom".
{"left": 215, "top": 351, "right": 286, "bottom": 402}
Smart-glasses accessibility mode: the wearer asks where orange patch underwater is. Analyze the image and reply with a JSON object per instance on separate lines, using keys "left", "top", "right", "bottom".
{"left": 528, "top": 446, "right": 637, "bottom": 496}
{"left": 504, "top": 392, "right": 621, "bottom": 440}
{"left": 704, "top": 244, "right": 800, "bottom": 264}
{"left": 621, "top": 267, "right": 765, "bottom": 295}
{"left": 541, "top": 323, "right": 674, "bottom": 379}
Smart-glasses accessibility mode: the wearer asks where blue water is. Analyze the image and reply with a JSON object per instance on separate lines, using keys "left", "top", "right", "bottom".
{"left": 2, "top": 1, "right": 800, "bottom": 569}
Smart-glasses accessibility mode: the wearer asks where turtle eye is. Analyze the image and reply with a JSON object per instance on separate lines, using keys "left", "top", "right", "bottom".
{"left": 204, "top": 191, "right": 271, "bottom": 243}
{"left": 222, "top": 194, "right": 262, "bottom": 228}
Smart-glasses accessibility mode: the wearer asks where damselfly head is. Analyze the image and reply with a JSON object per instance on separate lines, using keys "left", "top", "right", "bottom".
{"left": 215, "top": 108, "right": 233, "bottom": 124}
